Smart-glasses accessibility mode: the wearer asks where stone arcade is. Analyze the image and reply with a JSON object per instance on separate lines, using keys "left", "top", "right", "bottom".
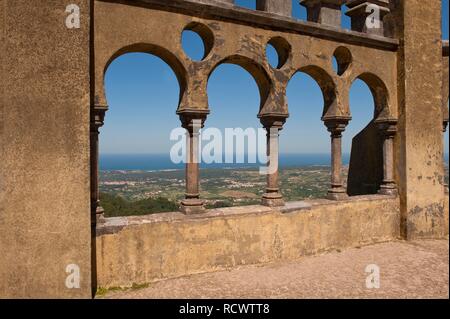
{"left": 0, "top": 0, "right": 448, "bottom": 298}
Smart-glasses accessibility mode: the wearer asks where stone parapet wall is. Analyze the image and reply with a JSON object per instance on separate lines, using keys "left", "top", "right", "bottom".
{"left": 0, "top": 0, "right": 448, "bottom": 298}
{"left": 96, "top": 196, "right": 402, "bottom": 288}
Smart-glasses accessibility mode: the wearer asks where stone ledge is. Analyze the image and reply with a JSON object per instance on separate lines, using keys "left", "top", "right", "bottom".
{"left": 102, "top": 0, "right": 399, "bottom": 51}
{"left": 96, "top": 194, "right": 398, "bottom": 236}
{"left": 96, "top": 194, "right": 403, "bottom": 288}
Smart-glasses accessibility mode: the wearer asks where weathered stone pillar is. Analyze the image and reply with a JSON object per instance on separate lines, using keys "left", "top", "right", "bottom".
{"left": 345, "top": 0, "right": 391, "bottom": 36}
{"left": 300, "top": 0, "right": 346, "bottom": 27}
{"left": 260, "top": 116, "right": 286, "bottom": 207}
{"left": 324, "top": 118, "right": 349, "bottom": 200}
{"left": 393, "top": 0, "right": 446, "bottom": 239}
{"left": 376, "top": 119, "right": 398, "bottom": 195}
{"left": 1, "top": 0, "right": 93, "bottom": 298}
{"left": 179, "top": 111, "right": 208, "bottom": 214}
{"left": 91, "top": 105, "right": 108, "bottom": 225}
{"left": 257, "top": 0, "right": 292, "bottom": 16}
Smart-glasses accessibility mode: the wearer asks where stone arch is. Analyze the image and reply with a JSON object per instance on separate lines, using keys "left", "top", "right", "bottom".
{"left": 290, "top": 65, "right": 338, "bottom": 118}
{"left": 352, "top": 72, "right": 392, "bottom": 120}
{"left": 208, "top": 55, "right": 272, "bottom": 112}
{"left": 102, "top": 43, "right": 188, "bottom": 108}
{"left": 346, "top": 73, "right": 395, "bottom": 197}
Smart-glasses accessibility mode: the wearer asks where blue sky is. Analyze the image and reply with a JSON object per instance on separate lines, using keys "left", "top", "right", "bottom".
{"left": 101, "top": 0, "right": 449, "bottom": 156}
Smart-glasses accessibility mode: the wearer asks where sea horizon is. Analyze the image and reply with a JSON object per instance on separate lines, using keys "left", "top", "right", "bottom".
{"left": 100, "top": 153, "right": 450, "bottom": 171}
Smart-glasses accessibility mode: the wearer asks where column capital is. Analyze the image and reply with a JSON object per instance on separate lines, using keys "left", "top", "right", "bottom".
{"left": 259, "top": 114, "right": 288, "bottom": 130}
{"left": 177, "top": 109, "right": 209, "bottom": 131}
{"left": 92, "top": 104, "right": 108, "bottom": 130}
{"left": 323, "top": 116, "right": 350, "bottom": 135}
{"left": 443, "top": 106, "right": 449, "bottom": 133}
{"left": 375, "top": 118, "right": 397, "bottom": 137}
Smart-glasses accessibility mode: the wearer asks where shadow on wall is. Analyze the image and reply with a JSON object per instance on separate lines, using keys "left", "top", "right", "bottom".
{"left": 347, "top": 120, "right": 383, "bottom": 196}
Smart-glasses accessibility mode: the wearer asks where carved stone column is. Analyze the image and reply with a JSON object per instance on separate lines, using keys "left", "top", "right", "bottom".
{"left": 179, "top": 111, "right": 208, "bottom": 214}
{"left": 260, "top": 116, "right": 286, "bottom": 207}
{"left": 443, "top": 119, "right": 449, "bottom": 195}
{"left": 376, "top": 119, "right": 398, "bottom": 195}
{"left": 91, "top": 105, "right": 108, "bottom": 225}
{"left": 300, "top": 0, "right": 346, "bottom": 27}
{"left": 345, "top": 0, "right": 391, "bottom": 36}
{"left": 324, "top": 117, "right": 350, "bottom": 200}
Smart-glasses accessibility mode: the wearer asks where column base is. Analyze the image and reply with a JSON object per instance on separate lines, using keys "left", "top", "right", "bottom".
{"left": 378, "top": 184, "right": 398, "bottom": 196}
{"left": 96, "top": 205, "right": 106, "bottom": 224}
{"left": 261, "top": 193, "right": 285, "bottom": 207}
{"left": 180, "top": 199, "right": 206, "bottom": 215}
{"left": 327, "top": 188, "right": 348, "bottom": 201}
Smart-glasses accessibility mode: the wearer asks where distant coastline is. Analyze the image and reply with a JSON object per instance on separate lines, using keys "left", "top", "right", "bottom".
{"left": 100, "top": 153, "right": 348, "bottom": 171}
{"left": 100, "top": 153, "right": 450, "bottom": 171}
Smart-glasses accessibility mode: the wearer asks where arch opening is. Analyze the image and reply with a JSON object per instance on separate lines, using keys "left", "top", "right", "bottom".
{"left": 281, "top": 71, "right": 332, "bottom": 200}
{"left": 294, "top": 65, "right": 338, "bottom": 118}
{"left": 204, "top": 63, "right": 265, "bottom": 208}
{"left": 99, "top": 52, "right": 183, "bottom": 217}
{"left": 103, "top": 43, "right": 187, "bottom": 107}
{"left": 346, "top": 78, "right": 383, "bottom": 196}
{"left": 209, "top": 55, "right": 272, "bottom": 112}
{"left": 356, "top": 72, "right": 390, "bottom": 119}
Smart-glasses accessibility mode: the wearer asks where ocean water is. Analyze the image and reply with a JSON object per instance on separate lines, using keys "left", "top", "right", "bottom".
{"left": 100, "top": 153, "right": 450, "bottom": 171}
{"left": 99, "top": 153, "right": 352, "bottom": 171}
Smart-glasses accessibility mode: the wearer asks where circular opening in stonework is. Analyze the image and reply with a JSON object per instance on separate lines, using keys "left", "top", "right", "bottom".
{"left": 266, "top": 37, "right": 291, "bottom": 69}
{"left": 332, "top": 46, "right": 352, "bottom": 76}
{"left": 181, "top": 22, "right": 214, "bottom": 61}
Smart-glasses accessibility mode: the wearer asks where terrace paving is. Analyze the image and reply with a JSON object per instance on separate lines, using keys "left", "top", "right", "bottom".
{"left": 101, "top": 239, "right": 449, "bottom": 299}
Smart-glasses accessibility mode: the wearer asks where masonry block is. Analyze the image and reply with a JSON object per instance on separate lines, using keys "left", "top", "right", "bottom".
{"left": 257, "top": 0, "right": 292, "bottom": 17}
{"left": 300, "top": 0, "right": 346, "bottom": 27}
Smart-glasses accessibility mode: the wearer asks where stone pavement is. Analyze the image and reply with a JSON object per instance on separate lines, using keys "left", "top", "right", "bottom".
{"left": 101, "top": 239, "right": 449, "bottom": 299}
